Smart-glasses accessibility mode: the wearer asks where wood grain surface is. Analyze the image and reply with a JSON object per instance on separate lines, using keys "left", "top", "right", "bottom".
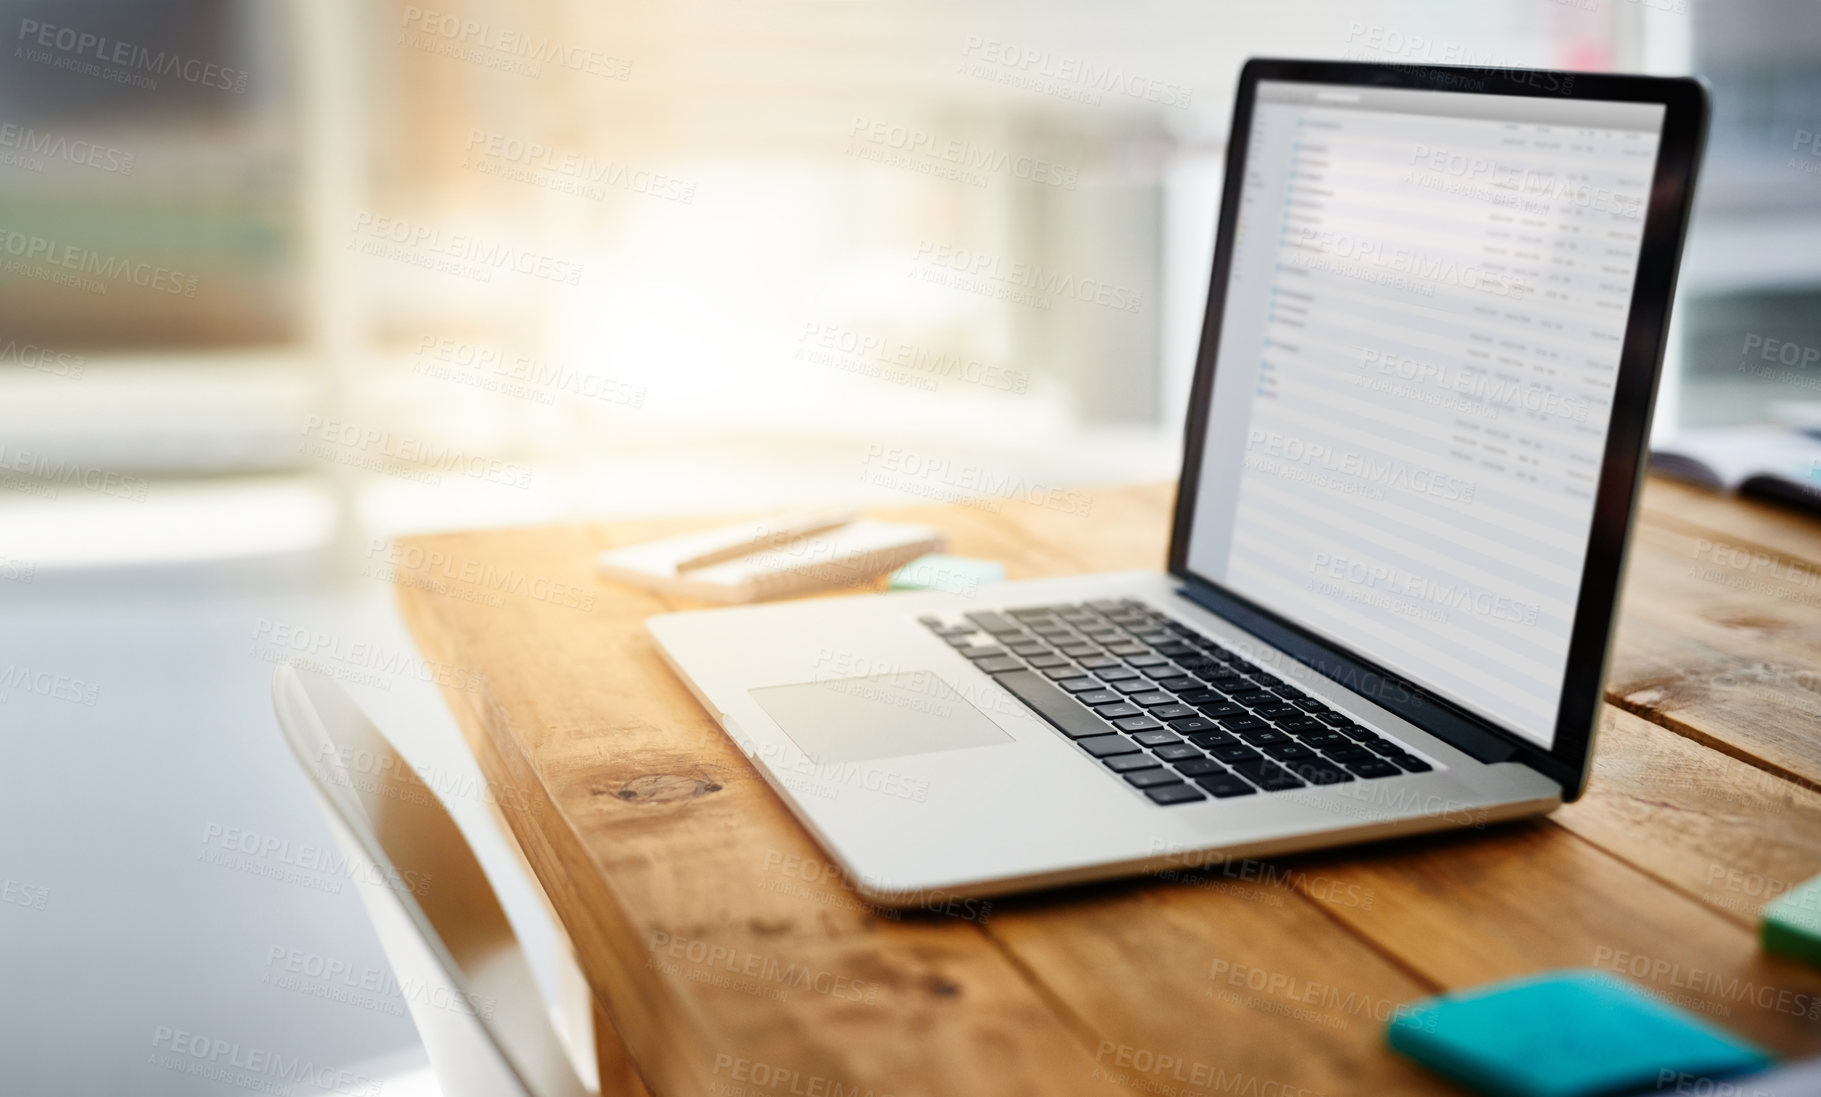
{"left": 393, "top": 478, "right": 1821, "bottom": 1096}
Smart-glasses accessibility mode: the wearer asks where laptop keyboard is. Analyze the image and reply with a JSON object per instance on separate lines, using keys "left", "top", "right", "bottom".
{"left": 919, "top": 599, "right": 1434, "bottom": 806}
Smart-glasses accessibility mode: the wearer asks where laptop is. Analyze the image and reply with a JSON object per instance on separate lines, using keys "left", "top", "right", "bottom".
{"left": 650, "top": 59, "right": 1708, "bottom": 906}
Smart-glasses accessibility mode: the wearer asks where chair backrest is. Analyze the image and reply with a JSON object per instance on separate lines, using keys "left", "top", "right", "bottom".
{"left": 271, "top": 661, "right": 593, "bottom": 1097}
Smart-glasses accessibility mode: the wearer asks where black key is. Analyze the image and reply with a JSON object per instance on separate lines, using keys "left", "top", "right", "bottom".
{"left": 1177, "top": 658, "right": 1221, "bottom": 676}
{"left": 1317, "top": 712, "right": 1353, "bottom": 727}
{"left": 1174, "top": 757, "right": 1224, "bottom": 777}
{"left": 1056, "top": 677, "right": 1103, "bottom": 693}
{"left": 992, "top": 669, "right": 1118, "bottom": 740}
{"left": 1152, "top": 742, "right": 1202, "bottom": 761}
{"left": 1238, "top": 728, "right": 1289, "bottom": 746}
{"left": 1344, "top": 759, "right": 1401, "bottom": 778}
{"left": 1125, "top": 767, "right": 1184, "bottom": 789}
{"left": 1076, "top": 689, "right": 1122, "bottom": 706}
{"left": 1077, "top": 656, "right": 1121, "bottom": 671}
{"left": 1115, "top": 716, "right": 1165, "bottom": 733}
{"left": 1211, "top": 744, "right": 1262, "bottom": 763}
{"left": 1105, "top": 754, "right": 1163, "bottom": 773}
{"left": 1285, "top": 759, "right": 1353, "bottom": 785}
{"left": 1168, "top": 717, "right": 1218, "bottom": 735}
{"left": 975, "top": 656, "right": 1023, "bottom": 674}
{"left": 1097, "top": 665, "right": 1141, "bottom": 681}
{"left": 1323, "top": 745, "right": 1375, "bottom": 763}
{"left": 1186, "top": 730, "right": 1239, "bottom": 748}
{"left": 1177, "top": 688, "right": 1223, "bottom": 706}
{"left": 1196, "top": 773, "right": 1257, "bottom": 798}
{"left": 1276, "top": 717, "right": 1325, "bottom": 734}
{"left": 1149, "top": 704, "right": 1197, "bottom": 721}
{"left": 1154, "top": 641, "right": 1199, "bottom": 658}
{"left": 1009, "top": 642, "right": 1051, "bottom": 657}
{"left": 1300, "top": 731, "right": 1347, "bottom": 749}
{"left": 1026, "top": 654, "right": 1071, "bottom": 670}
{"left": 1219, "top": 716, "right": 1267, "bottom": 733}
{"left": 966, "top": 612, "right": 1024, "bottom": 635}
{"left": 1105, "top": 643, "right": 1149, "bottom": 656}
{"left": 1124, "top": 653, "right": 1168, "bottom": 669}
{"left": 1253, "top": 769, "right": 1307, "bottom": 792}
{"left": 1059, "top": 643, "right": 1102, "bottom": 658}
{"left": 1270, "top": 685, "right": 1309, "bottom": 702}
{"left": 1093, "top": 703, "right": 1143, "bottom": 720}
{"left": 1198, "top": 702, "right": 1246, "bottom": 720}
{"left": 1111, "top": 679, "right": 1156, "bottom": 694}
{"left": 1226, "top": 690, "right": 1274, "bottom": 707}
{"left": 1079, "top": 734, "right": 1140, "bottom": 757}
{"left": 1262, "top": 742, "right": 1316, "bottom": 761}
{"left": 1042, "top": 664, "right": 1084, "bottom": 680}
{"left": 1152, "top": 676, "right": 1201, "bottom": 693}
{"left": 1145, "top": 783, "right": 1207, "bottom": 805}
{"left": 1130, "top": 728, "right": 1180, "bottom": 746}
{"left": 1297, "top": 700, "right": 1333, "bottom": 714}
{"left": 1385, "top": 753, "right": 1433, "bottom": 773}
{"left": 1254, "top": 703, "right": 1301, "bottom": 720}
{"left": 1131, "top": 691, "right": 1176, "bottom": 708}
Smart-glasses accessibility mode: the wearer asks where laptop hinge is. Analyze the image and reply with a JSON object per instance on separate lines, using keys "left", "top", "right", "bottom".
{"left": 1174, "top": 582, "right": 1521, "bottom": 766}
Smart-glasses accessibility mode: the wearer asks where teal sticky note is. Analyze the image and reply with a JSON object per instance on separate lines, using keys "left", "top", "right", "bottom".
{"left": 1762, "top": 874, "right": 1821, "bottom": 968}
{"left": 888, "top": 554, "right": 1004, "bottom": 595}
{"left": 1386, "top": 970, "right": 1771, "bottom": 1097}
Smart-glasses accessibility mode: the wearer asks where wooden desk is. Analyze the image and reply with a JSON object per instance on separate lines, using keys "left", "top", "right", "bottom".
{"left": 394, "top": 478, "right": 1821, "bottom": 1096}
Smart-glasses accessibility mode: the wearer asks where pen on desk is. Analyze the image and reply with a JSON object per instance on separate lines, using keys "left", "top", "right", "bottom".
{"left": 674, "top": 509, "right": 857, "bottom": 571}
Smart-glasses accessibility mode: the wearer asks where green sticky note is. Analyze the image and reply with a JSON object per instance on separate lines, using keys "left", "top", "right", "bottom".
{"left": 888, "top": 554, "right": 1003, "bottom": 595}
{"left": 1386, "top": 970, "right": 1771, "bottom": 1097}
{"left": 1762, "top": 874, "right": 1821, "bottom": 967}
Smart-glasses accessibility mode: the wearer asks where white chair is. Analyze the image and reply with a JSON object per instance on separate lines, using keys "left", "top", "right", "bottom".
{"left": 271, "top": 661, "right": 602, "bottom": 1097}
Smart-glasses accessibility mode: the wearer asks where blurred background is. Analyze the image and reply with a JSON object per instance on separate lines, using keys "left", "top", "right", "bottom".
{"left": 3, "top": 0, "right": 1818, "bottom": 1093}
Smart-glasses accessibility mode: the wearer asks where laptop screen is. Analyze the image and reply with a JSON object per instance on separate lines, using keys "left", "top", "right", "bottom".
{"left": 1185, "top": 80, "right": 1666, "bottom": 750}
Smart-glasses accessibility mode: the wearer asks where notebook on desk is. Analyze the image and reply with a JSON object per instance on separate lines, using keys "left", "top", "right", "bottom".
{"left": 1649, "top": 427, "right": 1821, "bottom": 515}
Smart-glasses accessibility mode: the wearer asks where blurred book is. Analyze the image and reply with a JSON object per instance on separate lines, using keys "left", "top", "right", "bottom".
{"left": 1650, "top": 426, "right": 1821, "bottom": 514}
{"left": 598, "top": 511, "right": 946, "bottom": 603}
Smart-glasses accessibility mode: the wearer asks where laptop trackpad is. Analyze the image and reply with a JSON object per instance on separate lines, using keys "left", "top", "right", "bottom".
{"left": 749, "top": 672, "right": 1012, "bottom": 763}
